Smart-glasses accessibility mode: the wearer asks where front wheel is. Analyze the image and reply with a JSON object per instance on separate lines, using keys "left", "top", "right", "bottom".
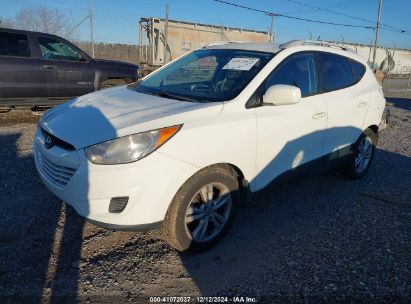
{"left": 342, "top": 128, "right": 378, "bottom": 179}
{"left": 162, "top": 166, "right": 240, "bottom": 252}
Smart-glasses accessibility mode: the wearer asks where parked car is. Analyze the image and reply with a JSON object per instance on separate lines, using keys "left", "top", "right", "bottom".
{"left": 0, "top": 28, "right": 140, "bottom": 107}
{"left": 33, "top": 40, "right": 387, "bottom": 252}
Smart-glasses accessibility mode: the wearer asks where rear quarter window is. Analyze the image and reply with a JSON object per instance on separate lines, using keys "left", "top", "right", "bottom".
{"left": 319, "top": 53, "right": 355, "bottom": 92}
{"left": 0, "top": 32, "right": 31, "bottom": 57}
{"left": 350, "top": 59, "right": 366, "bottom": 82}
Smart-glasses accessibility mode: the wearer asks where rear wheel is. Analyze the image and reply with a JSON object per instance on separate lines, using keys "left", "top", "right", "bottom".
{"left": 342, "top": 128, "right": 378, "bottom": 179}
{"left": 162, "top": 166, "right": 240, "bottom": 252}
{"left": 100, "top": 79, "right": 128, "bottom": 90}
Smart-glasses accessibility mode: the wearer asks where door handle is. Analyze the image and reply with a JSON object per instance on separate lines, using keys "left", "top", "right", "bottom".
{"left": 42, "top": 65, "right": 57, "bottom": 69}
{"left": 357, "top": 101, "right": 369, "bottom": 108}
{"left": 312, "top": 112, "right": 326, "bottom": 119}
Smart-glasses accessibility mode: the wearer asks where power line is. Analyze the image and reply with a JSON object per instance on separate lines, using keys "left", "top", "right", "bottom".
{"left": 7, "top": 0, "right": 164, "bottom": 20}
{"left": 286, "top": 0, "right": 408, "bottom": 33}
{"left": 213, "top": 0, "right": 411, "bottom": 34}
{"left": 214, "top": 0, "right": 374, "bottom": 29}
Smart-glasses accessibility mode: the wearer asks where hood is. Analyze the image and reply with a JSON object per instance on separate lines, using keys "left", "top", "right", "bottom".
{"left": 93, "top": 58, "right": 139, "bottom": 69}
{"left": 41, "top": 86, "right": 223, "bottom": 149}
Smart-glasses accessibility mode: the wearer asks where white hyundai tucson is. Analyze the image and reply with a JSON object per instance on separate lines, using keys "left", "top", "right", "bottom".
{"left": 34, "top": 40, "right": 387, "bottom": 252}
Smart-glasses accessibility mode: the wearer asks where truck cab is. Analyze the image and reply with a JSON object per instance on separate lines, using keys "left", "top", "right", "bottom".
{"left": 0, "top": 28, "right": 140, "bottom": 107}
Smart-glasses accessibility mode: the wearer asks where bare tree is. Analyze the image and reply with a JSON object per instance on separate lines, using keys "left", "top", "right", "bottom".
{"left": 0, "top": 17, "right": 14, "bottom": 28}
{"left": 14, "top": 6, "right": 71, "bottom": 37}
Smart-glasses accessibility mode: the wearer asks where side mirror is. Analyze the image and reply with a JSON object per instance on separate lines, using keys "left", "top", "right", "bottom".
{"left": 263, "top": 84, "right": 301, "bottom": 106}
{"left": 78, "top": 53, "right": 88, "bottom": 62}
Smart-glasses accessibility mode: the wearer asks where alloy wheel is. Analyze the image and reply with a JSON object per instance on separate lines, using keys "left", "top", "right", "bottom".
{"left": 184, "top": 183, "right": 232, "bottom": 243}
{"left": 355, "top": 135, "right": 373, "bottom": 173}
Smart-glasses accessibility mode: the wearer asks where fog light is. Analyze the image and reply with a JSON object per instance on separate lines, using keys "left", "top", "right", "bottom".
{"left": 109, "top": 197, "right": 129, "bottom": 213}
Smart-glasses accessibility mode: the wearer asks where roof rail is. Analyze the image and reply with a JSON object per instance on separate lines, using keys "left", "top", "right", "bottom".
{"left": 280, "top": 40, "right": 357, "bottom": 53}
{"left": 203, "top": 41, "right": 245, "bottom": 48}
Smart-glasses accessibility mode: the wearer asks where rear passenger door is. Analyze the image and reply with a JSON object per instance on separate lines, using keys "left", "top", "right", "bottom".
{"left": 318, "top": 53, "right": 369, "bottom": 155}
{"left": 37, "top": 35, "right": 95, "bottom": 98}
{"left": 0, "top": 31, "right": 42, "bottom": 99}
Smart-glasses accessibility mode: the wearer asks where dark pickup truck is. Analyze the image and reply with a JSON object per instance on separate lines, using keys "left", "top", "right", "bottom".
{"left": 0, "top": 28, "right": 140, "bottom": 107}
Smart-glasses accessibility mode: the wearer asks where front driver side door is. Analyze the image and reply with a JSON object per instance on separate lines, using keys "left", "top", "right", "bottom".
{"left": 37, "top": 36, "right": 95, "bottom": 98}
{"left": 253, "top": 52, "right": 327, "bottom": 191}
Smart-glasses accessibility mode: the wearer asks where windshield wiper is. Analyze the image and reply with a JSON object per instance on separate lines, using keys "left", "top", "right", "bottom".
{"left": 150, "top": 91, "right": 202, "bottom": 103}
{"left": 127, "top": 80, "right": 141, "bottom": 89}
{"left": 131, "top": 86, "right": 206, "bottom": 103}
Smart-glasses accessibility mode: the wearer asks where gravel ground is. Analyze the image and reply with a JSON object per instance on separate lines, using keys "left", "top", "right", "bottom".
{"left": 0, "top": 94, "right": 410, "bottom": 303}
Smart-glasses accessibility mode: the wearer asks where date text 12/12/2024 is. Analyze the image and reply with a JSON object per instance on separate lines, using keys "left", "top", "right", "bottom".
{"left": 149, "top": 296, "right": 258, "bottom": 303}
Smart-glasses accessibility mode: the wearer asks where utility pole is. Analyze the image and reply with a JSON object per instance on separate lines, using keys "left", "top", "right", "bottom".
{"left": 164, "top": 0, "right": 169, "bottom": 63}
{"left": 89, "top": 0, "right": 95, "bottom": 58}
{"left": 367, "top": 39, "right": 373, "bottom": 62}
{"left": 268, "top": 13, "right": 275, "bottom": 42}
{"left": 138, "top": 21, "right": 142, "bottom": 62}
{"left": 372, "top": 0, "right": 383, "bottom": 70}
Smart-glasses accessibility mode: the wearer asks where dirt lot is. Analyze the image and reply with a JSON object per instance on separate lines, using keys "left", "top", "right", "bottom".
{"left": 0, "top": 93, "right": 410, "bottom": 303}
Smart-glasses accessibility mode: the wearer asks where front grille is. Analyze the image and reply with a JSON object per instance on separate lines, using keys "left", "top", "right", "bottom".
{"left": 38, "top": 153, "right": 76, "bottom": 187}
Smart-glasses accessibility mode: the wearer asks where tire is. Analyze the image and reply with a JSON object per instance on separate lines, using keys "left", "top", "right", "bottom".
{"left": 100, "top": 79, "right": 128, "bottom": 90}
{"left": 341, "top": 128, "right": 378, "bottom": 179}
{"left": 162, "top": 166, "right": 240, "bottom": 252}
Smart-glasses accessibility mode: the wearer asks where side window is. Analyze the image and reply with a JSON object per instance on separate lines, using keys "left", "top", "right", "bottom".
{"left": 0, "top": 32, "right": 31, "bottom": 57}
{"left": 266, "top": 53, "right": 317, "bottom": 97}
{"left": 38, "top": 37, "right": 81, "bottom": 61}
{"left": 350, "top": 59, "right": 366, "bottom": 82}
{"left": 320, "top": 53, "right": 355, "bottom": 91}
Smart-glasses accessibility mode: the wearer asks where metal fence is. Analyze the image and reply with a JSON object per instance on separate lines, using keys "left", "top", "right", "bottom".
{"left": 73, "top": 41, "right": 141, "bottom": 65}
{"left": 383, "top": 74, "right": 411, "bottom": 91}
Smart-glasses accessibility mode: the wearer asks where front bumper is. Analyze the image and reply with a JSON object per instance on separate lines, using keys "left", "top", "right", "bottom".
{"left": 33, "top": 128, "right": 199, "bottom": 227}
{"left": 86, "top": 218, "right": 163, "bottom": 231}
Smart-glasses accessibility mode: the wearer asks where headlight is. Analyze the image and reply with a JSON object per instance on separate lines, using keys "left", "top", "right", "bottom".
{"left": 85, "top": 125, "right": 182, "bottom": 165}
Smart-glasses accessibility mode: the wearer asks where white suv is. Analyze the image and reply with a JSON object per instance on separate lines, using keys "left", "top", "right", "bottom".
{"left": 34, "top": 40, "right": 387, "bottom": 252}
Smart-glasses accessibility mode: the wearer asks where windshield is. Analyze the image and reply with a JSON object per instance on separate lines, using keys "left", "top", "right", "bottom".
{"left": 130, "top": 49, "right": 274, "bottom": 102}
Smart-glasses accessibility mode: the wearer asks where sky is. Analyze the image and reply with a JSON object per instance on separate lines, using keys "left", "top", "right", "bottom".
{"left": 1, "top": 0, "right": 411, "bottom": 49}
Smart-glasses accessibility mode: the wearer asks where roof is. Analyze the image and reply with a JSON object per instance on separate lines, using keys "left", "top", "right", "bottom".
{"left": 0, "top": 27, "right": 64, "bottom": 40}
{"left": 202, "top": 40, "right": 368, "bottom": 63}
{"left": 203, "top": 42, "right": 281, "bottom": 53}
{"left": 0, "top": 27, "right": 43, "bottom": 35}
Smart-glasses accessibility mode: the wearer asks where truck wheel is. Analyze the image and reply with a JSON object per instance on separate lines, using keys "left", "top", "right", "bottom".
{"left": 162, "top": 166, "right": 240, "bottom": 252}
{"left": 100, "top": 79, "right": 128, "bottom": 90}
{"left": 341, "top": 128, "right": 378, "bottom": 179}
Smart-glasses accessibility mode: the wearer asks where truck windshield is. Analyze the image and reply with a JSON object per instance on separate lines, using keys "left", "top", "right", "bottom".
{"left": 130, "top": 49, "right": 274, "bottom": 102}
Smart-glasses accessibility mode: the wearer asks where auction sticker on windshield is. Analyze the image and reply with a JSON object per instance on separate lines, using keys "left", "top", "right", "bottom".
{"left": 222, "top": 57, "right": 260, "bottom": 70}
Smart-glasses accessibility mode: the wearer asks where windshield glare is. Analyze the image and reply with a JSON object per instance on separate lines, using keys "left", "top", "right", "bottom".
{"left": 131, "top": 49, "right": 273, "bottom": 102}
